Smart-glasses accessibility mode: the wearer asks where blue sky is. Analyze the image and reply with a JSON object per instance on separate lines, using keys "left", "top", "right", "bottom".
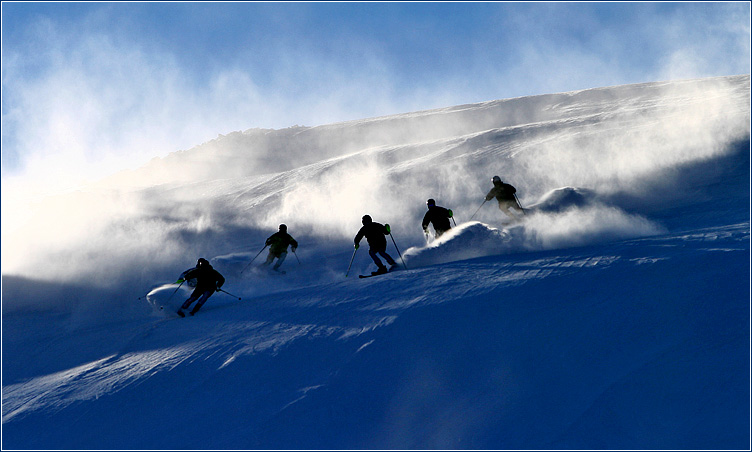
{"left": 1, "top": 2, "right": 750, "bottom": 190}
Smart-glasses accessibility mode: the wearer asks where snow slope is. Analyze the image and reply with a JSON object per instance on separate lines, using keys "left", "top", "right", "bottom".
{"left": 2, "top": 75, "right": 750, "bottom": 449}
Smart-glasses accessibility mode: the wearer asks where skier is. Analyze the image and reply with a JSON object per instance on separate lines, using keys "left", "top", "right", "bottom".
{"left": 262, "top": 224, "right": 298, "bottom": 273}
{"left": 354, "top": 215, "right": 398, "bottom": 275}
{"left": 485, "top": 176, "right": 524, "bottom": 221}
{"left": 422, "top": 198, "right": 454, "bottom": 239}
{"left": 177, "top": 258, "right": 225, "bottom": 317}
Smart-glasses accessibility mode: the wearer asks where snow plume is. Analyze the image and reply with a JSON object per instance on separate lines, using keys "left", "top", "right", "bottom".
{"left": 0, "top": 181, "right": 208, "bottom": 287}
{"left": 405, "top": 185, "right": 667, "bottom": 269}
{"left": 403, "top": 222, "right": 510, "bottom": 267}
{"left": 144, "top": 283, "right": 193, "bottom": 316}
{"left": 521, "top": 206, "right": 664, "bottom": 250}
{"left": 511, "top": 76, "right": 751, "bottom": 201}
{"left": 404, "top": 204, "right": 664, "bottom": 269}
{"left": 261, "top": 134, "right": 493, "bottom": 249}
{"left": 262, "top": 153, "right": 388, "bottom": 238}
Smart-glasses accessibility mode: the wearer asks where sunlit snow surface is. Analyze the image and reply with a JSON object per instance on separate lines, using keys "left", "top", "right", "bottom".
{"left": 2, "top": 75, "right": 749, "bottom": 449}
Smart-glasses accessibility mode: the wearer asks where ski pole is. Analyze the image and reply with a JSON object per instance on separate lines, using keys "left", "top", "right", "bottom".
{"left": 241, "top": 245, "right": 268, "bottom": 274}
{"left": 469, "top": 200, "right": 487, "bottom": 221}
{"left": 292, "top": 249, "right": 301, "bottom": 264}
{"left": 345, "top": 246, "right": 358, "bottom": 277}
{"left": 166, "top": 280, "right": 185, "bottom": 302}
{"left": 138, "top": 279, "right": 184, "bottom": 304}
{"left": 219, "top": 289, "right": 242, "bottom": 300}
{"left": 389, "top": 233, "right": 408, "bottom": 270}
{"left": 149, "top": 280, "right": 186, "bottom": 312}
{"left": 513, "top": 193, "right": 526, "bottom": 215}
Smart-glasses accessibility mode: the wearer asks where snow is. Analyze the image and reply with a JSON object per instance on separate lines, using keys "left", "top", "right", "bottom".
{"left": 2, "top": 74, "right": 750, "bottom": 449}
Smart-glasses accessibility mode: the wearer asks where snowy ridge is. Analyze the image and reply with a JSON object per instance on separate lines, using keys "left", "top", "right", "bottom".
{"left": 2, "top": 75, "right": 750, "bottom": 449}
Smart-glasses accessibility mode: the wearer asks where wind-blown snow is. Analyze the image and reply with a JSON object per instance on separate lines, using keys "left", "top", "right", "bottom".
{"left": 2, "top": 75, "right": 750, "bottom": 449}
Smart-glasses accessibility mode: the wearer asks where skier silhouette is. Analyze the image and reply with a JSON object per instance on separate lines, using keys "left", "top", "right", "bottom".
{"left": 263, "top": 224, "right": 298, "bottom": 273}
{"left": 177, "top": 258, "right": 225, "bottom": 317}
{"left": 485, "top": 176, "right": 524, "bottom": 221}
{"left": 422, "top": 198, "right": 453, "bottom": 239}
{"left": 354, "top": 215, "right": 398, "bottom": 275}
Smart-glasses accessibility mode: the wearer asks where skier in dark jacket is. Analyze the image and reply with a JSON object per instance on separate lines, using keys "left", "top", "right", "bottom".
{"left": 354, "top": 215, "right": 397, "bottom": 275}
{"left": 263, "top": 224, "right": 298, "bottom": 272}
{"left": 485, "top": 176, "right": 524, "bottom": 220}
{"left": 178, "top": 258, "right": 225, "bottom": 317}
{"left": 422, "top": 198, "right": 453, "bottom": 239}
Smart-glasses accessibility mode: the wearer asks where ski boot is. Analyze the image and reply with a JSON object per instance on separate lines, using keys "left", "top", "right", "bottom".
{"left": 372, "top": 266, "right": 388, "bottom": 276}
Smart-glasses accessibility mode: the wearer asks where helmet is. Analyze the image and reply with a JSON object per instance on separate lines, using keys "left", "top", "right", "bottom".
{"left": 362, "top": 215, "right": 372, "bottom": 225}
{"left": 279, "top": 224, "right": 287, "bottom": 232}
{"left": 197, "top": 258, "right": 209, "bottom": 267}
{"left": 492, "top": 176, "right": 501, "bottom": 184}
{"left": 426, "top": 198, "right": 436, "bottom": 207}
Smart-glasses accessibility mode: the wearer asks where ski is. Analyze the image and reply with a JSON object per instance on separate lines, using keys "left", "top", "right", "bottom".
{"left": 359, "top": 266, "right": 402, "bottom": 278}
